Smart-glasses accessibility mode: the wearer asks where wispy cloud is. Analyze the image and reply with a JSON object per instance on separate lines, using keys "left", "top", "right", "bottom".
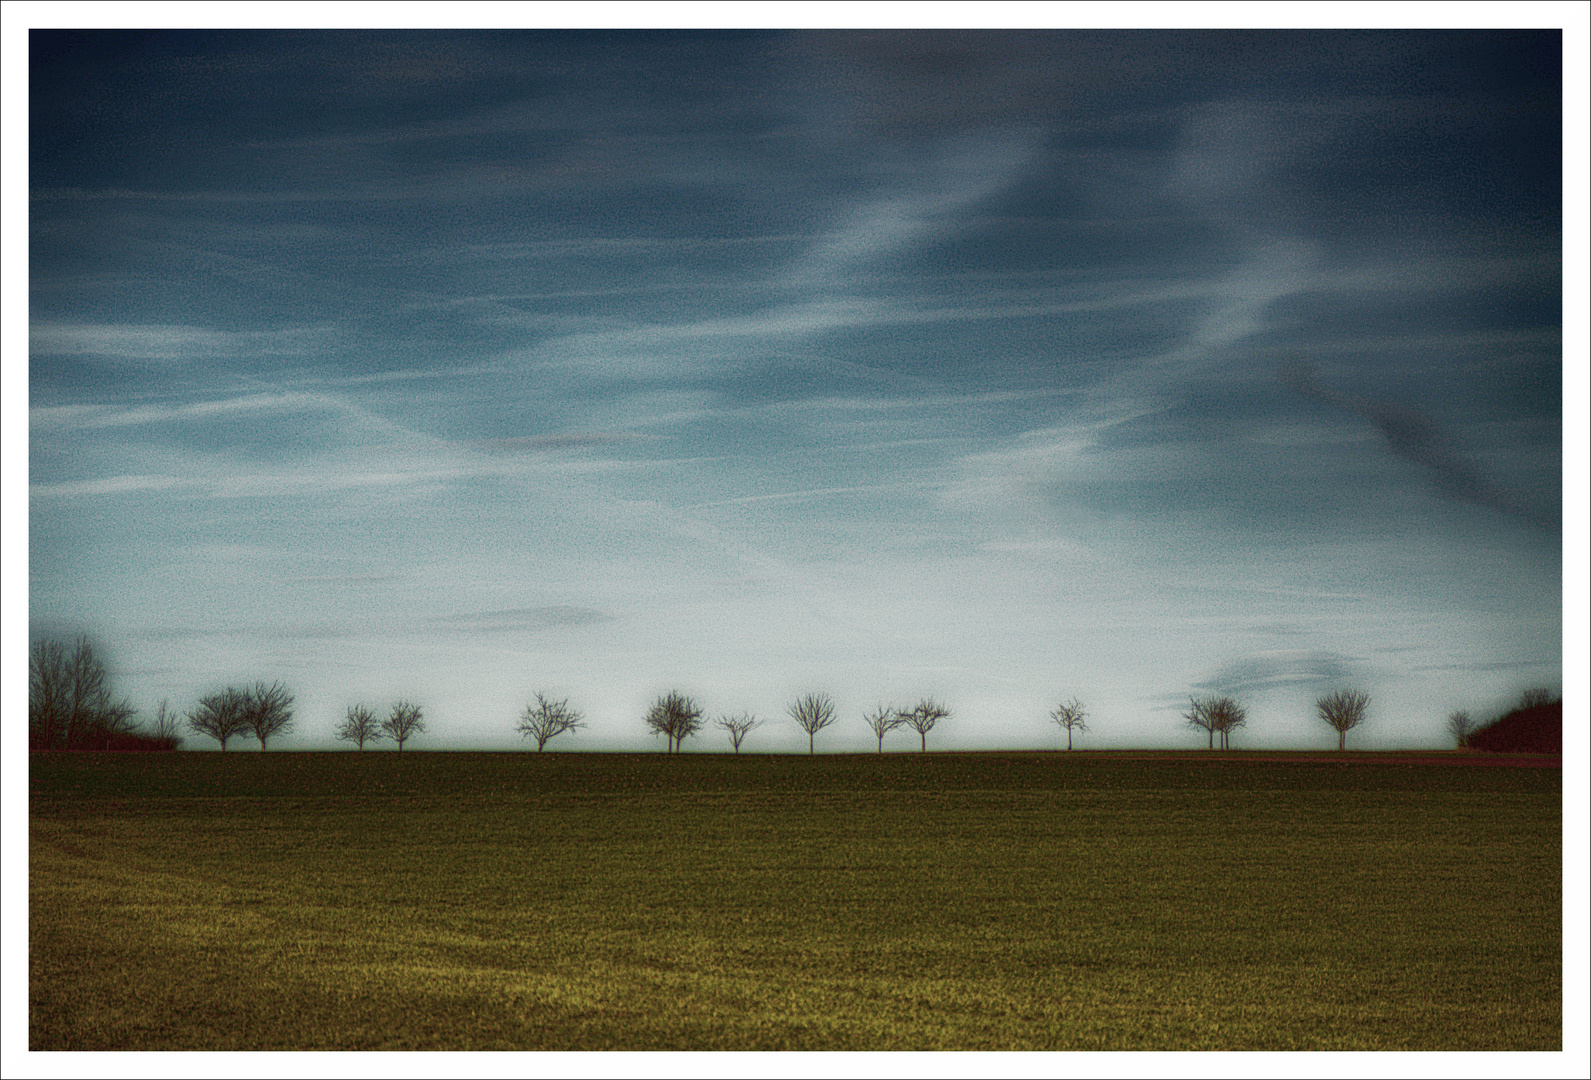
{"left": 32, "top": 391, "right": 367, "bottom": 431}
{"left": 1191, "top": 649, "right": 1363, "bottom": 697}
{"left": 30, "top": 322, "right": 340, "bottom": 363}
{"left": 29, "top": 475, "right": 189, "bottom": 498}
{"left": 431, "top": 607, "right": 616, "bottom": 633}
{"left": 786, "top": 130, "right": 1036, "bottom": 290}
{"left": 687, "top": 481, "right": 941, "bottom": 509}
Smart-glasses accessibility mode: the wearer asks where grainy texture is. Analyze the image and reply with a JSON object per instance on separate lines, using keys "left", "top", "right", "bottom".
{"left": 30, "top": 752, "right": 1560, "bottom": 1050}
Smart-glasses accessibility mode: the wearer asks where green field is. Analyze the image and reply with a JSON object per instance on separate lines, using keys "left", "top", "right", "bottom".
{"left": 29, "top": 751, "right": 1561, "bottom": 1050}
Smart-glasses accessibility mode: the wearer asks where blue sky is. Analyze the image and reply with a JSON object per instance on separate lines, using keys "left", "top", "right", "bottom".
{"left": 13, "top": 21, "right": 1582, "bottom": 753}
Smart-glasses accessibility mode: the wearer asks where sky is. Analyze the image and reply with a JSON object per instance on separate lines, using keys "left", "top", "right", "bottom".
{"left": 12, "top": 20, "right": 1581, "bottom": 754}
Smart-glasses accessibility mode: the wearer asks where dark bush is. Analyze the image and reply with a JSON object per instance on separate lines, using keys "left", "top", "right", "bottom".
{"left": 1469, "top": 701, "right": 1561, "bottom": 754}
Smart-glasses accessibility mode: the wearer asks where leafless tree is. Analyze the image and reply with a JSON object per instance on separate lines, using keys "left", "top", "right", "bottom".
{"left": 900, "top": 698, "right": 950, "bottom": 752}
{"left": 1183, "top": 696, "right": 1244, "bottom": 750}
{"left": 1446, "top": 710, "right": 1474, "bottom": 750}
{"left": 1211, "top": 698, "right": 1246, "bottom": 750}
{"left": 148, "top": 699, "right": 184, "bottom": 749}
{"left": 29, "top": 637, "right": 138, "bottom": 750}
{"left": 337, "top": 704, "right": 387, "bottom": 750}
{"left": 382, "top": 701, "right": 426, "bottom": 750}
{"left": 1050, "top": 698, "right": 1089, "bottom": 750}
{"left": 862, "top": 704, "right": 906, "bottom": 753}
{"left": 188, "top": 688, "right": 249, "bottom": 751}
{"left": 1317, "top": 689, "right": 1369, "bottom": 751}
{"left": 1517, "top": 688, "right": 1555, "bottom": 710}
{"left": 518, "top": 693, "right": 586, "bottom": 751}
{"left": 716, "top": 711, "right": 763, "bottom": 753}
{"left": 241, "top": 681, "right": 295, "bottom": 750}
{"left": 645, "top": 691, "right": 703, "bottom": 753}
{"left": 789, "top": 693, "right": 838, "bottom": 755}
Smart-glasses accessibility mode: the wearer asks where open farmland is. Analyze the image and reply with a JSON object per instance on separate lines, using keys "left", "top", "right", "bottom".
{"left": 29, "top": 751, "right": 1560, "bottom": 1050}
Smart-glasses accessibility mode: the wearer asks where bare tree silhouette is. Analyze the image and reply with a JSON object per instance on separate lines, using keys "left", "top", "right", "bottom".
{"left": 716, "top": 711, "right": 763, "bottom": 753}
{"left": 1184, "top": 696, "right": 1244, "bottom": 750}
{"left": 1317, "top": 689, "right": 1369, "bottom": 751}
{"left": 337, "top": 704, "right": 387, "bottom": 750}
{"left": 1050, "top": 698, "right": 1088, "bottom": 750}
{"left": 1517, "top": 688, "right": 1555, "bottom": 710}
{"left": 1446, "top": 710, "right": 1474, "bottom": 750}
{"left": 518, "top": 694, "right": 586, "bottom": 751}
{"left": 900, "top": 698, "right": 950, "bottom": 752}
{"left": 1211, "top": 698, "right": 1246, "bottom": 750}
{"left": 149, "top": 699, "right": 184, "bottom": 750}
{"left": 241, "top": 681, "right": 295, "bottom": 750}
{"left": 382, "top": 701, "right": 426, "bottom": 750}
{"left": 789, "top": 693, "right": 838, "bottom": 755}
{"left": 862, "top": 704, "right": 906, "bottom": 753}
{"left": 29, "top": 637, "right": 137, "bottom": 750}
{"left": 645, "top": 691, "right": 703, "bottom": 753}
{"left": 188, "top": 688, "right": 249, "bottom": 751}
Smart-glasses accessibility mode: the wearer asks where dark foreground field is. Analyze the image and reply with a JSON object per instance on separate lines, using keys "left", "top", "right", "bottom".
{"left": 30, "top": 751, "right": 1560, "bottom": 1050}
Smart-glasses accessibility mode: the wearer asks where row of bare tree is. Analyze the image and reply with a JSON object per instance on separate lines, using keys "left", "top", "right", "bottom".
{"left": 1179, "top": 690, "right": 1371, "bottom": 750}
{"left": 27, "top": 638, "right": 306, "bottom": 752}
{"left": 43, "top": 633, "right": 1538, "bottom": 755}
{"left": 185, "top": 682, "right": 296, "bottom": 750}
{"left": 336, "top": 702, "right": 427, "bottom": 750}
{"left": 509, "top": 691, "right": 965, "bottom": 754}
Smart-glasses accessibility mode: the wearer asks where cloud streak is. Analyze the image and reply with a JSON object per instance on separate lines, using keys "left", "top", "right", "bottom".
{"left": 1192, "top": 649, "right": 1364, "bottom": 697}
{"left": 1281, "top": 362, "right": 1551, "bottom": 527}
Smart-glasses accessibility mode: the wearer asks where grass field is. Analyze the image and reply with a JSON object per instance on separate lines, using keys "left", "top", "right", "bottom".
{"left": 29, "top": 751, "right": 1561, "bottom": 1050}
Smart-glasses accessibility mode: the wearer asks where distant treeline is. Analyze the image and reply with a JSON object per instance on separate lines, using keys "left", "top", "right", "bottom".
{"left": 28, "top": 635, "right": 1560, "bottom": 754}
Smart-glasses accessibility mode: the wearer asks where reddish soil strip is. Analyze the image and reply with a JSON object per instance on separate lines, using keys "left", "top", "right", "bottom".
{"left": 1129, "top": 752, "right": 1564, "bottom": 769}
{"left": 948, "top": 749, "right": 1562, "bottom": 768}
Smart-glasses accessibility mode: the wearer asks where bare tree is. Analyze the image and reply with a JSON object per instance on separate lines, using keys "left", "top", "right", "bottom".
{"left": 1184, "top": 696, "right": 1240, "bottom": 750}
{"left": 644, "top": 695, "right": 672, "bottom": 751}
{"left": 29, "top": 637, "right": 137, "bottom": 750}
{"left": 716, "top": 711, "right": 763, "bottom": 753}
{"left": 382, "top": 701, "right": 426, "bottom": 751}
{"left": 1446, "top": 709, "right": 1474, "bottom": 750}
{"left": 147, "top": 699, "right": 184, "bottom": 750}
{"left": 862, "top": 704, "right": 906, "bottom": 753}
{"left": 1517, "top": 688, "right": 1555, "bottom": 710}
{"left": 337, "top": 704, "right": 387, "bottom": 750}
{"left": 241, "top": 681, "right": 295, "bottom": 750}
{"left": 789, "top": 693, "right": 838, "bottom": 755}
{"left": 900, "top": 698, "right": 949, "bottom": 753}
{"left": 518, "top": 693, "right": 586, "bottom": 751}
{"left": 1211, "top": 698, "right": 1246, "bottom": 750}
{"left": 1050, "top": 698, "right": 1089, "bottom": 750}
{"left": 1317, "top": 689, "right": 1369, "bottom": 751}
{"left": 188, "top": 688, "right": 249, "bottom": 751}
{"left": 645, "top": 691, "right": 703, "bottom": 753}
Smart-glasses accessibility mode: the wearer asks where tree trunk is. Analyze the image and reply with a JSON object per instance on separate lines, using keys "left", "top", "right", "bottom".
{"left": 1067, "top": 728, "right": 1073, "bottom": 750}
{"left": 809, "top": 731, "right": 814, "bottom": 755}
{"left": 920, "top": 732, "right": 927, "bottom": 752}
{"left": 1338, "top": 730, "right": 1345, "bottom": 751}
